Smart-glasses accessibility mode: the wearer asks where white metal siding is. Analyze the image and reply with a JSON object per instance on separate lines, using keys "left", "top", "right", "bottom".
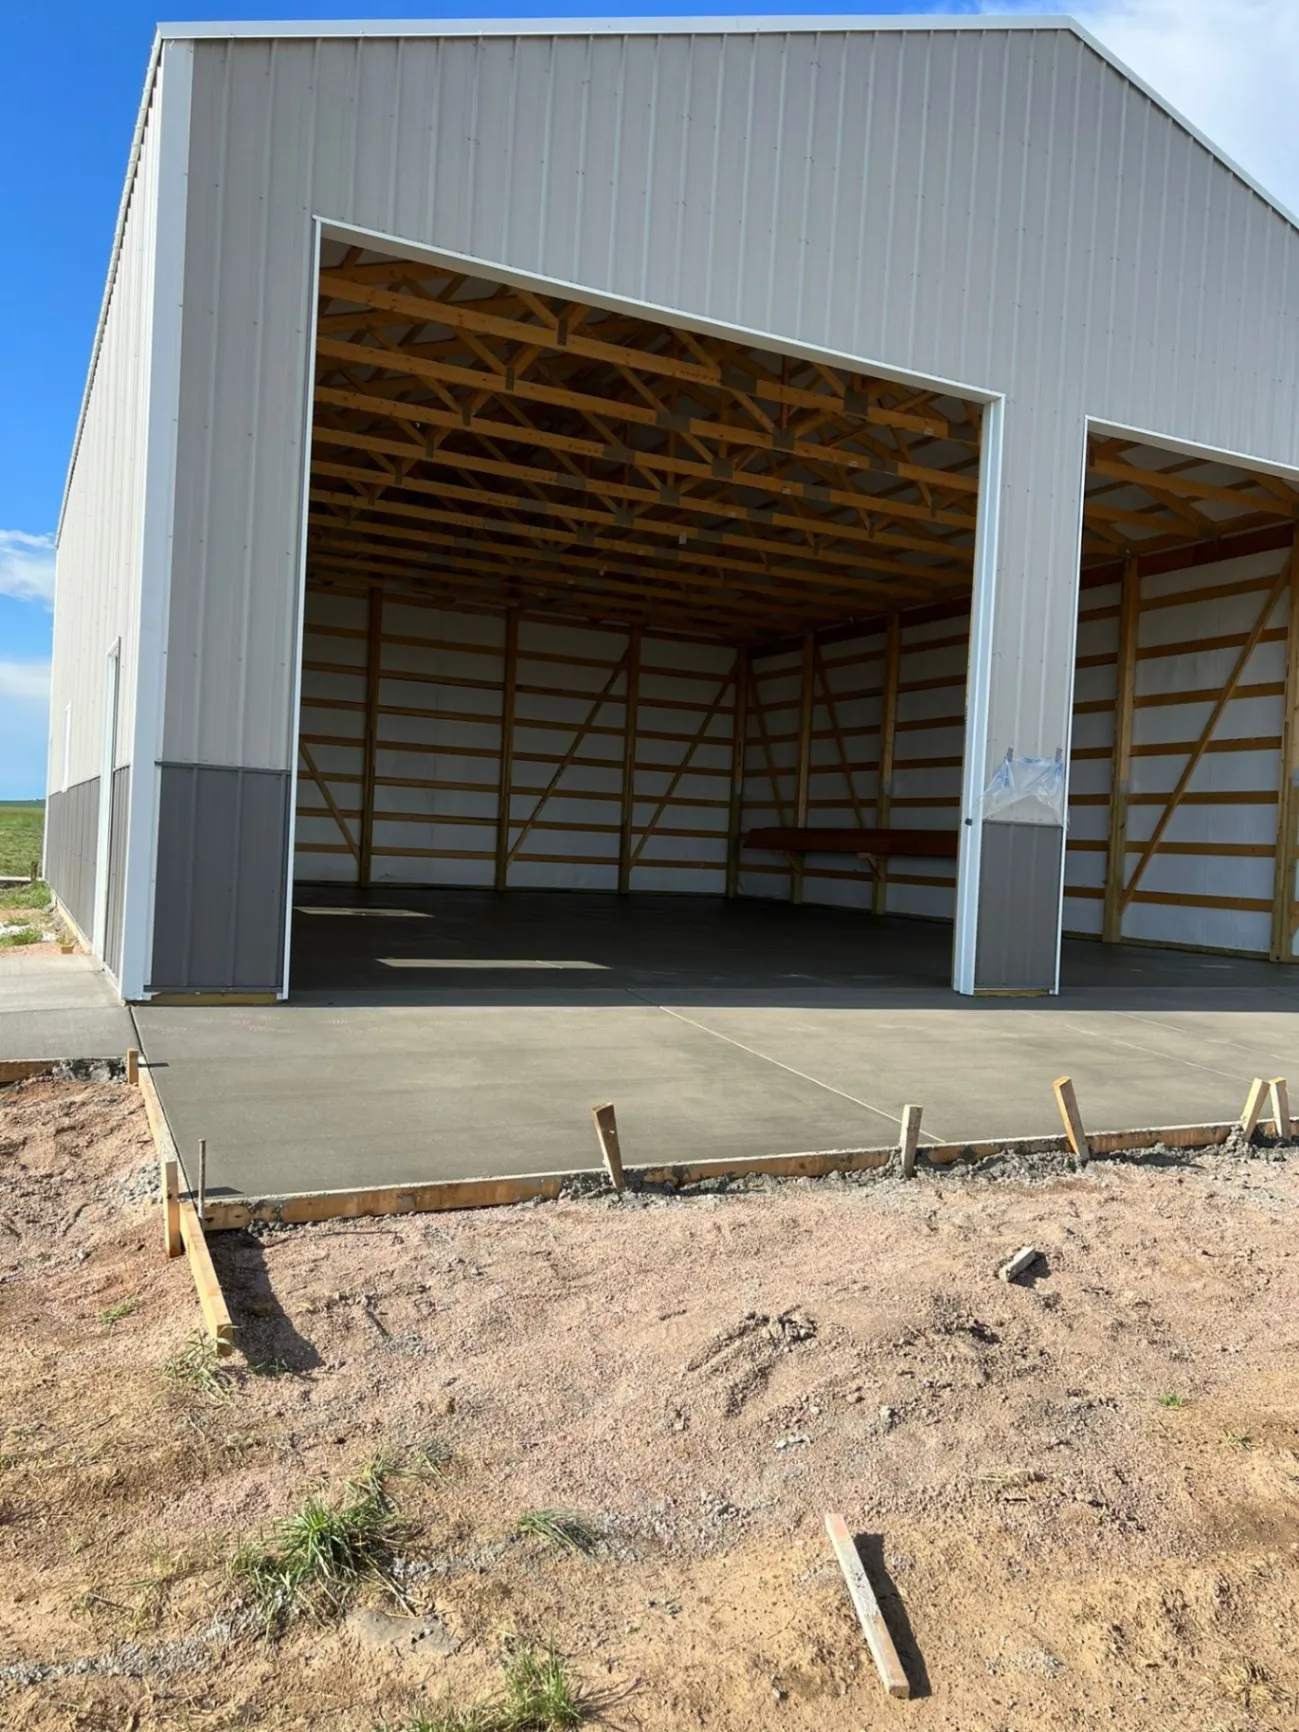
{"left": 48, "top": 79, "right": 161, "bottom": 791}
{"left": 165, "top": 25, "right": 1299, "bottom": 783}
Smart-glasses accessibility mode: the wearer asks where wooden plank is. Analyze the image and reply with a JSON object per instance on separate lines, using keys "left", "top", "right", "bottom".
{"left": 617, "top": 629, "right": 641, "bottom": 895}
{"left": 177, "top": 1196, "right": 235, "bottom": 1355}
{"left": 1271, "top": 543, "right": 1299, "bottom": 959}
{"left": 899, "top": 1104, "right": 923, "bottom": 1179}
{"left": 874, "top": 616, "right": 901, "bottom": 916}
{"left": 824, "top": 1513, "right": 910, "bottom": 1700}
{"left": 591, "top": 1102, "right": 625, "bottom": 1193}
{"left": 1268, "top": 1076, "right": 1291, "bottom": 1139}
{"left": 1103, "top": 554, "right": 1140, "bottom": 943}
{"left": 1240, "top": 1077, "right": 1269, "bottom": 1140}
{"left": 359, "top": 587, "right": 385, "bottom": 885}
{"left": 495, "top": 607, "right": 519, "bottom": 891}
{"left": 138, "top": 1059, "right": 184, "bottom": 1260}
{"left": 0, "top": 1060, "right": 63, "bottom": 1086}
{"left": 726, "top": 646, "right": 749, "bottom": 899}
{"left": 1052, "top": 1076, "right": 1090, "bottom": 1167}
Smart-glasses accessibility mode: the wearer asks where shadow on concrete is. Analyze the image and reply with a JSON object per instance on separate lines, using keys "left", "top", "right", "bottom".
{"left": 209, "top": 1231, "right": 322, "bottom": 1373}
{"left": 855, "top": 1532, "right": 931, "bottom": 1699}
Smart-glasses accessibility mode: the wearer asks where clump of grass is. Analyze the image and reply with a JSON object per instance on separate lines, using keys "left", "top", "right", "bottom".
{"left": 384, "top": 1640, "right": 586, "bottom": 1731}
{"left": 516, "top": 1509, "right": 599, "bottom": 1558}
{"left": 233, "top": 1459, "right": 404, "bottom": 1630}
{"left": 1216, "top": 1657, "right": 1287, "bottom": 1709}
{"left": 162, "top": 1331, "right": 233, "bottom": 1401}
{"left": 396, "top": 1441, "right": 453, "bottom": 1483}
{"left": 1, "top": 880, "right": 51, "bottom": 910}
{"left": 98, "top": 1295, "right": 140, "bottom": 1331}
{"left": 0, "top": 926, "right": 42, "bottom": 949}
{"left": 1157, "top": 1391, "right": 1188, "bottom": 1410}
{"left": 1223, "top": 1429, "right": 1254, "bottom": 1450}
{"left": 247, "top": 1355, "right": 290, "bottom": 1378}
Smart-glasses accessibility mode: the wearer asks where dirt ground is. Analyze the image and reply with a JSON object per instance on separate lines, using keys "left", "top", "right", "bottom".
{"left": 2, "top": 1073, "right": 1299, "bottom": 1731}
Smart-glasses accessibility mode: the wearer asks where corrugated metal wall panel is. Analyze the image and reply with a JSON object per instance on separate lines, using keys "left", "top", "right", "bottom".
{"left": 43, "top": 776, "right": 101, "bottom": 943}
{"left": 167, "top": 25, "right": 1299, "bottom": 793}
{"left": 48, "top": 75, "right": 161, "bottom": 795}
{"left": 104, "top": 765, "right": 132, "bottom": 978}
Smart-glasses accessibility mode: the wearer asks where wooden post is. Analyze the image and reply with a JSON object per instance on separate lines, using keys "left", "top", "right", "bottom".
{"left": 1271, "top": 542, "right": 1299, "bottom": 960}
{"left": 359, "top": 587, "right": 385, "bottom": 887}
{"left": 1103, "top": 553, "right": 1140, "bottom": 944}
{"left": 1052, "top": 1075, "right": 1090, "bottom": 1167}
{"left": 725, "top": 645, "right": 749, "bottom": 899}
{"left": 618, "top": 628, "right": 642, "bottom": 895}
{"left": 1240, "top": 1076, "right": 1269, "bottom": 1141}
{"left": 824, "top": 1514, "right": 910, "bottom": 1699}
{"left": 494, "top": 608, "right": 519, "bottom": 893}
{"left": 161, "top": 1158, "right": 181, "bottom": 1259}
{"left": 792, "top": 631, "right": 815, "bottom": 906}
{"left": 591, "top": 1102, "right": 625, "bottom": 1193}
{"left": 873, "top": 617, "right": 901, "bottom": 916}
{"left": 899, "top": 1104, "right": 923, "bottom": 1179}
{"left": 125, "top": 1047, "right": 139, "bottom": 1086}
{"left": 1268, "top": 1076, "right": 1291, "bottom": 1140}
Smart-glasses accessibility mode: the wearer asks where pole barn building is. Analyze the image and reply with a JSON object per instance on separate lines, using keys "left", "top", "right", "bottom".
{"left": 46, "top": 15, "right": 1299, "bottom": 1005}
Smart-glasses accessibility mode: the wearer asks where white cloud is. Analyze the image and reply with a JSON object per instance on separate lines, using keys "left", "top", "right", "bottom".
{"left": 0, "top": 530, "right": 56, "bottom": 608}
{"left": 0, "top": 659, "right": 51, "bottom": 704}
{"left": 982, "top": 2, "right": 1299, "bottom": 217}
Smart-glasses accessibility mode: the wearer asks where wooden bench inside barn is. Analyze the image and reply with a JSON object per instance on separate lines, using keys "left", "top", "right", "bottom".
{"left": 743, "top": 827, "right": 960, "bottom": 868}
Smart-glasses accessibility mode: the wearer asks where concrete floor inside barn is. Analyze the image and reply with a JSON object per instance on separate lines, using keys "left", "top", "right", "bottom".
{"left": 124, "top": 888, "right": 1299, "bottom": 1202}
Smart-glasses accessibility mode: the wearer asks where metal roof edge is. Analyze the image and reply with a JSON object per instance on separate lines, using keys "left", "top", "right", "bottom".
{"left": 56, "top": 32, "right": 164, "bottom": 544}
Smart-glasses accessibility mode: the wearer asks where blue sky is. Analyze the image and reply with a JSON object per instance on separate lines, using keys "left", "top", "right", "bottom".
{"left": 1, "top": 0, "right": 1295, "bottom": 798}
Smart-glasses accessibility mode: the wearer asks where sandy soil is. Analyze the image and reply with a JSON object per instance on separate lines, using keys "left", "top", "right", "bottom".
{"left": 2, "top": 1074, "right": 1298, "bottom": 1730}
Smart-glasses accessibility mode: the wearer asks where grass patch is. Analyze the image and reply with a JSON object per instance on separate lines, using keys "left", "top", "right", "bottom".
{"left": 162, "top": 1331, "right": 234, "bottom": 1401}
{"left": 1157, "top": 1391, "right": 1188, "bottom": 1410}
{"left": 1, "top": 879, "right": 51, "bottom": 910}
{"left": 98, "top": 1295, "right": 140, "bottom": 1331}
{"left": 233, "top": 1459, "right": 405, "bottom": 1630}
{"left": 386, "top": 1641, "right": 586, "bottom": 1731}
{"left": 1216, "top": 1657, "right": 1288, "bottom": 1709}
{"left": 247, "top": 1355, "right": 291, "bottom": 1378}
{"left": 516, "top": 1509, "right": 599, "bottom": 1558}
{"left": 1223, "top": 1429, "right": 1254, "bottom": 1450}
{"left": 0, "top": 802, "right": 43, "bottom": 878}
{"left": 0, "top": 926, "right": 42, "bottom": 949}
{"left": 395, "top": 1441, "right": 454, "bottom": 1483}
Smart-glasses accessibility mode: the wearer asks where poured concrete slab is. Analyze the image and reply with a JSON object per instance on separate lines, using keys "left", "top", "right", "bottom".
{"left": 133, "top": 889, "right": 1299, "bottom": 1201}
{"left": 0, "top": 952, "right": 137, "bottom": 1063}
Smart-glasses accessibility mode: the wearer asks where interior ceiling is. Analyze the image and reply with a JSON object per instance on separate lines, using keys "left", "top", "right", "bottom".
{"left": 308, "top": 242, "right": 1299, "bottom": 642}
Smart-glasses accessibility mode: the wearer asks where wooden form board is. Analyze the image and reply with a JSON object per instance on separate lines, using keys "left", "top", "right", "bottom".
{"left": 297, "top": 584, "right": 736, "bottom": 892}
{"left": 1066, "top": 541, "right": 1299, "bottom": 955}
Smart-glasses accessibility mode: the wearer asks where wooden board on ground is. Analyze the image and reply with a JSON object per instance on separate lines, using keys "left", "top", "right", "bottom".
{"left": 824, "top": 1511, "right": 911, "bottom": 1699}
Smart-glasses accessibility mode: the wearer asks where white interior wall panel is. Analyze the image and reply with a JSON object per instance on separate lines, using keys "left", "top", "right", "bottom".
{"left": 166, "top": 23, "right": 1299, "bottom": 795}
{"left": 883, "top": 613, "right": 968, "bottom": 921}
{"left": 1122, "top": 549, "right": 1290, "bottom": 954}
{"left": 48, "top": 77, "right": 163, "bottom": 792}
{"left": 795, "top": 630, "right": 885, "bottom": 912}
{"left": 629, "top": 639, "right": 735, "bottom": 895}
{"left": 294, "top": 587, "right": 367, "bottom": 881}
{"left": 1064, "top": 579, "right": 1122, "bottom": 935}
{"left": 736, "top": 650, "right": 802, "bottom": 901}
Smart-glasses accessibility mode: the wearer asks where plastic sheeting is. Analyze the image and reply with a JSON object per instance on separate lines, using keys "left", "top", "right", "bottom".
{"left": 982, "top": 749, "right": 1066, "bottom": 827}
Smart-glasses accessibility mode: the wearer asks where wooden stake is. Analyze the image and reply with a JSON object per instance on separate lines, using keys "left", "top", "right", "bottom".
{"left": 1052, "top": 1076, "right": 1090, "bottom": 1167}
{"left": 197, "top": 1137, "right": 208, "bottom": 1224}
{"left": 824, "top": 1513, "right": 910, "bottom": 1700}
{"left": 899, "top": 1104, "right": 923, "bottom": 1179}
{"left": 162, "top": 1158, "right": 181, "bottom": 1259}
{"left": 494, "top": 607, "right": 519, "bottom": 892}
{"left": 1240, "top": 1076, "right": 1269, "bottom": 1141}
{"left": 1103, "top": 553, "right": 1139, "bottom": 944}
{"left": 591, "top": 1102, "right": 625, "bottom": 1193}
{"left": 725, "top": 645, "right": 749, "bottom": 899}
{"left": 873, "top": 616, "right": 901, "bottom": 917}
{"left": 125, "top": 1047, "right": 139, "bottom": 1086}
{"left": 1268, "top": 1076, "right": 1291, "bottom": 1140}
{"left": 178, "top": 1196, "right": 235, "bottom": 1354}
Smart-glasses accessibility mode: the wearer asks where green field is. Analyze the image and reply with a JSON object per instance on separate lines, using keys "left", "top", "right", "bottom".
{"left": 0, "top": 801, "right": 44, "bottom": 877}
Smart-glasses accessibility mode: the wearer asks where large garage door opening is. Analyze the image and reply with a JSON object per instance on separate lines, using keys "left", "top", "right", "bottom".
{"left": 288, "top": 239, "right": 989, "bottom": 995}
